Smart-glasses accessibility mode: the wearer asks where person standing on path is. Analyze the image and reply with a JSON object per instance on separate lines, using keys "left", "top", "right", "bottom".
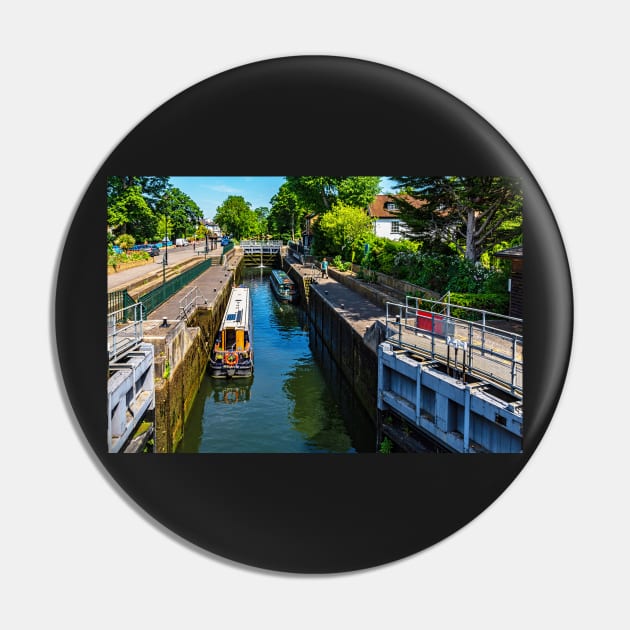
{"left": 321, "top": 257, "right": 329, "bottom": 278}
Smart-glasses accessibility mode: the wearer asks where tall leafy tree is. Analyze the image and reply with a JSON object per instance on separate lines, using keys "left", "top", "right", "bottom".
{"left": 107, "top": 176, "right": 171, "bottom": 241}
{"left": 214, "top": 195, "right": 258, "bottom": 240}
{"left": 313, "top": 202, "right": 374, "bottom": 260}
{"left": 155, "top": 187, "right": 203, "bottom": 240}
{"left": 285, "top": 176, "right": 381, "bottom": 214}
{"left": 254, "top": 207, "right": 270, "bottom": 238}
{"left": 390, "top": 176, "right": 523, "bottom": 262}
{"left": 268, "top": 183, "right": 305, "bottom": 241}
{"left": 107, "top": 176, "right": 170, "bottom": 207}
{"left": 107, "top": 184, "right": 158, "bottom": 241}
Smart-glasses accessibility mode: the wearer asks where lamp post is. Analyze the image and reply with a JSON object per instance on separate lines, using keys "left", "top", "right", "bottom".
{"left": 162, "top": 196, "right": 169, "bottom": 284}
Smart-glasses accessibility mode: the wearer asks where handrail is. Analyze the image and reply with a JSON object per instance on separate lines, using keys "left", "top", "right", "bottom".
{"left": 179, "top": 286, "right": 208, "bottom": 319}
{"left": 108, "top": 302, "right": 144, "bottom": 362}
{"left": 406, "top": 295, "right": 522, "bottom": 326}
{"left": 386, "top": 300, "right": 523, "bottom": 396}
{"left": 107, "top": 289, "right": 136, "bottom": 316}
{"left": 240, "top": 240, "right": 283, "bottom": 247}
{"left": 138, "top": 258, "right": 213, "bottom": 317}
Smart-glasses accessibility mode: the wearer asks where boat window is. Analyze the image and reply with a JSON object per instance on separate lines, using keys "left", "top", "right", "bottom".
{"left": 224, "top": 329, "right": 236, "bottom": 350}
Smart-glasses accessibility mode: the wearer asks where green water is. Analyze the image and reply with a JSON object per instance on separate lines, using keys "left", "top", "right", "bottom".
{"left": 177, "top": 267, "right": 376, "bottom": 453}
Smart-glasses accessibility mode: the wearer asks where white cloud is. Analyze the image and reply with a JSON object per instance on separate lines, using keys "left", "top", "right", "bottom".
{"left": 203, "top": 184, "right": 243, "bottom": 194}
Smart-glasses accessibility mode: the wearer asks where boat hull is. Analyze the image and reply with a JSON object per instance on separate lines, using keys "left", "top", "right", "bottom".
{"left": 209, "top": 285, "right": 254, "bottom": 378}
{"left": 208, "top": 360, "right": 253, "bottom": 378}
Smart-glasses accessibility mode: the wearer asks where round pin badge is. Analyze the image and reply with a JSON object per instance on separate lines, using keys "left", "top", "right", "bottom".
{"left": 55, "top": 55, "right": 572, "bottom": 573}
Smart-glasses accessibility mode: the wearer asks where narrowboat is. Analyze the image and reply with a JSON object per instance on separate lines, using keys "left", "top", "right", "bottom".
{"left": 209, "top": 286, "right": 254, "bottom": 378}
{"left": 269, "top": 269, "right": 298, "bottom": 303}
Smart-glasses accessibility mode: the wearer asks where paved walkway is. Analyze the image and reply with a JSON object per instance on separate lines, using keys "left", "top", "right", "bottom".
{"left": 148, "top": 256, "right": 238, "bottom": 322}
{"left": 287, "top": 258, "right": 522, "bottom": 396}
{"left": 310, "top": 275, "right": 386, "bottom": 333}
{"left": 108, "top": 246, "right": 219, "bottom": 291}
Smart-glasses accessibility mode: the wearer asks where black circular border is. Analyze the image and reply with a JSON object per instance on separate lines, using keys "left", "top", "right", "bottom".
{"left": 55, "top": 55, "right": 573, "bottom": 573}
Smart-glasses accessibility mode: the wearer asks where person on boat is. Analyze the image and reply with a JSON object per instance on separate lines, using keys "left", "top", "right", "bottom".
{"left": 321, "top": 257, "right": 328, "bottom": 279}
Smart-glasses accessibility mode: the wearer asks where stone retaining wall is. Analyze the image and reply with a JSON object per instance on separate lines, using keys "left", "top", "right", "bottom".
{"left": 308, "top": 288, "right": 379, "bottom": 424}
{"left": 350, "top": 264, "right": 439, "bottom": 300}
{"left": 149, "top": 257, "right": 243, "bottom": 452}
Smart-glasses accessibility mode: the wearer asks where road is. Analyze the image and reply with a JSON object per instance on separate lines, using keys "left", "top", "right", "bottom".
{"left": 107, "top": 242, "right": 221, "bottom": 291}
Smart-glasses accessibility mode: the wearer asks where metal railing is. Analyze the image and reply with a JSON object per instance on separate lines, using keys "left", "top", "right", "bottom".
{"left": 179, "top": 286, "right": 208, "bottom": 320}
{"left": 406, "top": 295, "right": 521, "bottom": 327}
{"left": 385, "top": 298, "right": 523, "bottom": 396}
{"left": 107, "top": 289, "right": 136, "bottom": 317}
{"left": 240, "top": 240, "right": 283, "bottom": 251}
{"left": 287, "top": 241, "right": 314, "bottom": 265}
{"left": 108, "top": 302, "right": 144, "bottom": 362}
{"left": 138, "top": 258, "right": 213, "bottom": 317}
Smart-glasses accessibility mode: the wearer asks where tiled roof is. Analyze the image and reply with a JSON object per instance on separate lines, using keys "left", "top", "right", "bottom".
{"left": 367, "top": 194, "right": 426, "bottom": 218}
{"left": 495, "top": 245, "right": 523, "bottom": 258}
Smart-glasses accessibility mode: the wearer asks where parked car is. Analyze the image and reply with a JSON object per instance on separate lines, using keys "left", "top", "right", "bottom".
{"left": 149, "top": 245, "right": 160, "bottom": 257}
{"left": 175, "top": 238, "right": 189, "bottom": 247}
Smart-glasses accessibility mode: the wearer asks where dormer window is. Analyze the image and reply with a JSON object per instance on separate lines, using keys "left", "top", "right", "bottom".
{"left": 384, "top": 202, "right": 397, "bottom": 210}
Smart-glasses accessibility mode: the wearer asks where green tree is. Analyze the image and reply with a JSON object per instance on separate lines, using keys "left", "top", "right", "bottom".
{"left": 390, "top": 176, "right": 523, "bottom": 262}
{"left": 313, "top": 202, "right": 374, "bottom": 261}
{"left": 194, "top": 223, "right": 208, "bottom": 241}
{"left": 214, "top": 195, "right": 258, "bottom": 240}
{"left": 156, "top": 188, "right": 203, "bottom": 240}
{"left": 268, "top": 183, "right": 306, "bottom": 241}
{"left": 107, "top": 176, "right": 170, "bottom": 208}
{"left": 107, "top": 176, "right": 171, "bottom": 241}
{"left": 254, "top": 207, "right": 270, "bottom": 238}
{"left": 107, "top": 185, "right": 158, "bottom": 241}
{"left": 285, "top": 176, "right": 381, "bottom": 214}
{"left": 155, "top": 213, "right": 174, "bottom": 242}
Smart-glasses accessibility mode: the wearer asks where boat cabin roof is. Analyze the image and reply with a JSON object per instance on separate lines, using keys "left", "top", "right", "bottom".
{"left": 220, "top": 286, "right": 251, "bottom": 330}
{"left": 272, "top": 269, "right": 294, "bottom": 284}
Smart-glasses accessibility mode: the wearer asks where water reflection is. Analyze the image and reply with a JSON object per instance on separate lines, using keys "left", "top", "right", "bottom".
{"left": 283, "top": 357, "right": 354, "bottom": 452}
{"left": 177, "top": 267, "right": 375, "bottom": 453}
{"left": 212, "top": 379, "right": 253, "bottom": 404}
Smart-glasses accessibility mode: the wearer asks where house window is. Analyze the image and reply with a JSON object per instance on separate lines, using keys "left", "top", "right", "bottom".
{"left": 391, "top": 220, "right": 400, "bottom": 234}
{"left": 384, "top": 202, "right": 397, "bottom": 210}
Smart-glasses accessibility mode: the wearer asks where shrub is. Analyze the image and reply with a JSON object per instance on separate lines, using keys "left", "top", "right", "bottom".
{"left": 332, "top": 255, "right": 351, "bottom": 272}
{"left": 108, "top": 251, "right": 150, "bottom": 268}
{"left": 447, "top": 293, "right": 509, "bottom": 317}
{"left": 362, "top": 238, "right": 419, "bottom": 275}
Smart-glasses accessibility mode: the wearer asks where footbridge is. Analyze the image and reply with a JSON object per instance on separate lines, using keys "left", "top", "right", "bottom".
{"left": 378, "top": 296, "right": 523, "bottom": 453}
{"left": 240, "top": 240, "right": 284, "bottom": 266}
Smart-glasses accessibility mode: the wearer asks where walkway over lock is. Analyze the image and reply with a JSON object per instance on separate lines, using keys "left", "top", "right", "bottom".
{"left": 385, "top": 296, "right": 523, "bottom": 397}
{"left": 240, "top": 240, "right": 283, "bottom": 254}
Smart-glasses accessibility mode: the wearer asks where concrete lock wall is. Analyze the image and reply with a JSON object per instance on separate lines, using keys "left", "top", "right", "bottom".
{"left": 378, "top": 343, "right": 523, "bottom": 453}
{"left": 307, "top": 287, "right": 380, "bottom": 425}
{"left": 149, "top": 258, "right": 243, "bottom": 452}
{"left": 152, "top": 326, "right": 206, "bottom": 452}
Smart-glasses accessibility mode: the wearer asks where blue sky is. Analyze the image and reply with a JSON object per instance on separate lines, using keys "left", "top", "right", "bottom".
{"left": 169, "top": 176, "right": 398, "bottom": 220}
